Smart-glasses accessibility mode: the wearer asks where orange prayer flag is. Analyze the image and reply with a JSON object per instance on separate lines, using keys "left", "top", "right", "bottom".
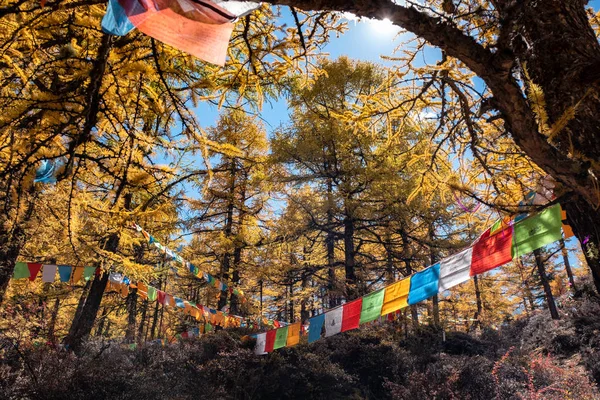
{"left": 561, "top": 208, "right": 575, "bottom": 239}
{"left": 286, "top": 322, "right": 301, "bottom": 347}
{"left": 381, "top": 277, "right": 411, "bottom": 315}
{"left": 71, "top": 266, "right": 84, "bottom": 284}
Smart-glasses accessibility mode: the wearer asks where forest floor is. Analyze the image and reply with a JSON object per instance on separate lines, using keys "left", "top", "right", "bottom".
{"left": 3, "top": 280, "right": 600, "bottom": 399}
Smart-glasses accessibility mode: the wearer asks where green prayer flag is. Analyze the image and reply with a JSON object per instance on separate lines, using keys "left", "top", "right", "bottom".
{"left": 206, "top": 322, "right": 213, "bottom": 332}
{"left": 13, "top": 262, "right": 30, "bottom": 279}
{"left": 147, "top": 286, "right": 158, "bottom": 301}
{"left": 273, "top": 326, "right": 289, "bottom": 350}
{"left": 83, "top": 266, "right": 96, "bottom": 281}
{"left": 512, "top": 204, "right": 562, "bottom": 258}
{"left": 360, "top": 289, "right": 385, "bottom": 324}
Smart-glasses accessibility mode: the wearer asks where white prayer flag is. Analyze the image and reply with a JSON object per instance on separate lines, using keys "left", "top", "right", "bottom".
{"left": 438, "top": 247, "right": 473, "bottom": 292}
{"left": 42, "top": 264, "right": 57, "bottom": 283}
{"left": 254, "top": 332, "right": 267, "bottom": 355}
{"left": 324, "top": 307, "right": 343, "bottom": 337}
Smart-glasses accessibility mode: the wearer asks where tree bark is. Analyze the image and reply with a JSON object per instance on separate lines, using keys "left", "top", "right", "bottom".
{"left": 137, "top": 299, "right": 148, "bottom": 344}
{"left": 343, "top": 212, "right": 357, "bottom": 299}
{"left": 326, "top": 177, "right": 338, "bottom": 307}
{"left": 125, "top": 287, "right": 137, "bottom": 342}
{"left": 534, "top": 249, "right": 560, "bottom": 320}
{"left": 0, "top": 224, "right": 26, "bottom": 305}
{"left": 64, "top": 271, "right": 109, "bottom": 351}
{"left": 47, "top": 297, "right": 60, "bottom": 345}
{"left": 559, "top": 238, "right": 577, "bottom": 291}
{"left": 563, "top": 197, "right": 600, "bottom": 293}
{"left": 472, "top": 275, "right": 483, "bottom": 331}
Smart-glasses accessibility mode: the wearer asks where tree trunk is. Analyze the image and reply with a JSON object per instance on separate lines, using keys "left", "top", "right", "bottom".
{"left": 472, "top": 275, "right": 483, "bottom": 331}
{"left": 563, "top": 197, "right": 600, "bottom": 292}
{"left": 559, "top": 238, "right": 577, "bottom": 291}
{"left": 343, "top": 213, "right": 357, "bottom": 299}
{"left": 47, "top": 297, "right": 61, "bottom": 345}
{"left": 0, "top": 224, "right": 26, "bottom": 305}
{"left": 137, "top": 299, "right": 148, "bottom": 344}
{"left": 95, "top": 307, "right": 108, "bottom": 337}
{"left": 326, "top": 178, "right": 338, "bottom": 307}
{"left": 64, "top": 271, "right": 110, "bottom": 351}
{"left": 125, "top": 287, "right": 137, "bottom": 342}
{"left": 534, "top": 249, "right": 560, "bottom": 320}
{"left": 218, "top": 160, "right": 237, "bottom": 310}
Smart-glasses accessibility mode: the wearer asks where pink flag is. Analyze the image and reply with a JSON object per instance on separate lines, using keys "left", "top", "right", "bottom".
{"left": 118, "top": 0, "right": 236, "bottom": 65}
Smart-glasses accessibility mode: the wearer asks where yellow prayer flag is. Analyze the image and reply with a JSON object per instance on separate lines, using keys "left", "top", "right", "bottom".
{"left": 71, "top": 266, "right": 84, "bottom": 284}
{"left": 381, "top": 277, "right": 411, "bottom": 315}
{"left": 286, "top": 322, "right": 301, "bottom": 347}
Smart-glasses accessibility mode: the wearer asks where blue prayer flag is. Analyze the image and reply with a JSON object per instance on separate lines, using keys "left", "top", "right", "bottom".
{"left": 408, "top": 263, "right": 440, "bottom": 305}
{"left": 308, "top": 314, "right": 325, "bottom": 343}
{"left": 58, "top": 265, "right": 72, "bottom": 282}
{"left": 101, "top": 0, "right": 135, "bottom": 36}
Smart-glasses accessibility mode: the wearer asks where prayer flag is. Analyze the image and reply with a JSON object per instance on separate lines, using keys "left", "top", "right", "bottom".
{"left": 175, "top": 297, "right": 185, "bottom": 308}
{"left": 13, "top": 262, "right": 29, "bottom": 279}
{"left": 71, "top": 266, "right": 84, "bottom": 283}
{"left": 561, "top": 208, "right": 574, "bottom": 239}
{"left": 512, "top": 204, "right": 562, "bottom": 258}
{"left": 147, "top": 286, "right": 158, "bottom": 301}
{"left": 273, "top": 326, "right": 289, "bottom": 350}
{"left": 408, "top": 264, "right": 440, "bottom": 305}
{"left": 308, "top": 314, "right": 325, "bottom": 343}
{"left": 165, "top": 294, "right": 175, "bottom": 307}
{"left": 108, "top": 0, "right": 237, "bottom": 66}
{"left": 102, "top": 0, "right": 135, "bottom": 35}
{"left": 58, "top": 265, "right": 72, "bottom": 282}
{"left": 254, "top": 332, "right": 267, "bottom": 355}
{"left": 27, "top": 263, "right": 42, "bottom": 281}
{"left": 490, "top": 216, "right": 513, "bottom": 236}
{"left": 157, "top": 290, "right": 166, "bottom": 305}
{"left": 471, "top": 225, "right": 513, "bottom": 275}
{"left": 439, "top": 248, "right": 473, "bottom": 291}
{"left": 265, "top": 329, "right": 276, "bottom": 352}
{"left": 381, "top": 277, "right": 411, "bottom": 315}
{"left": 341, "top": 298, "right": 362, "bottom": 332}
{"left": 83, "top": 266, "right": 96, "bottom": 281}
{"left": 42, "top": 264, "right": 57, "bottom": 283}
{"left": 360, "top": 289, "right": 385, "bottom": 324}
{"left": 324, "top": 307, "right": 343, "bottom": 337}
{"left": 287, "top": 322, "right": 301, "bottom": 347}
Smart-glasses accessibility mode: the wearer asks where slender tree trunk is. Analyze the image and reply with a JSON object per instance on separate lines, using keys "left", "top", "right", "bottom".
{"left": 429, "top": 229, "right": 440, "bottom": 328}
{"left": 472, "top": 275, "right": 483, "bottom": 331}
{"left": 326, "top": 178, "right": 338, "bottom": 307}
{"left": 218, "top": 160, "right": 237, "bottom": 310}
{"left": 559, "top": 238, "right": 577, "bottom": 291}
{"left": 401, "top": 230, "right": 419, "bottom": 330}
{"left": 0, "top": 224, "right": 26, "bottom": 305}
{"left": 300, "top": 274, "right": 309, "bottom": 323}
{"left": 150, "top": 287, "right": 160, "bottom": 340}
{"left": 343, "top": 212, "right": 357, "bottom": 299}
{"left": 137, "top": 299, "right": 148, "bottom": 344}
{"left": 125, "top": 288, "right": 137, "bottom": 342}
{"left": 64, "top": 270, "right": 110, "bottom": 351}
{"left": 47, "top": 297, "right": 61, "bottom": 345}
{"left": 95, "top": 307, "right": 108, "bottom": 337}
{"left": 534, "top": 249, "right": 560, "bottom": 320}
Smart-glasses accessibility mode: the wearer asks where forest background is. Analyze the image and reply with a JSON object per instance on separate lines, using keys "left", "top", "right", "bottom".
{"left": 2, "top": 1, "right": 600, "bottom": 398}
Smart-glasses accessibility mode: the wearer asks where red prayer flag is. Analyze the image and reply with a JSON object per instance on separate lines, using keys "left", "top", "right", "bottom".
{"left": 264, "top": 329, "right": 276, "bottom": 353}
{"left": 341, "top": 298, "right": 363, "bottom": 332}
{"left": 117, "top": 0, "right": 235, "bottom": 65}
{"left": 471, "top": 226, "right": 513, "bottom": 276}
{"left": 157, "top": 290, "right": 166, "bottom": 305}
{"left": 27, "top": 263, "right": 43, "bottom": 281}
